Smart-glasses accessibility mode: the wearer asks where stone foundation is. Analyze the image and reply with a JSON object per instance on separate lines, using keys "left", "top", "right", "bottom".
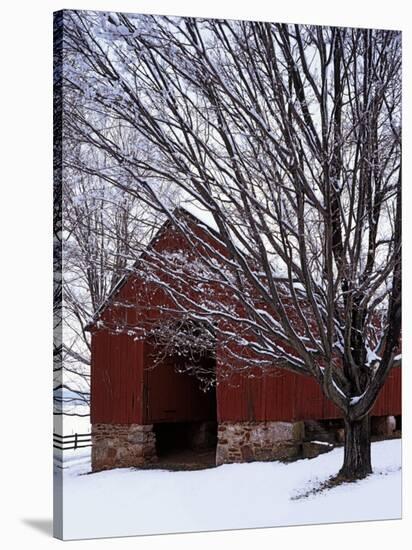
{"left": 302, "top": 441, "right": 334, "bottom": 459}
{"left": 92, "top": 423, "right": 157, "bottom": 472}
{"left": 304, "top": 419, "right": 342, "bottom": 443}
{"left": 91, "top": 416, "right": 399, "bottom": 471}
{"left": 216, "top": 421, "right": 305, "bottom": 465}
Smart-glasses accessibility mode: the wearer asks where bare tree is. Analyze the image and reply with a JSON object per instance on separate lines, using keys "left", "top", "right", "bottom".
{"left": 56, "top": 10, "right": 178, "bottom": 416}
{"left": 62, "top": 11, "right": 401, "bottom": 479}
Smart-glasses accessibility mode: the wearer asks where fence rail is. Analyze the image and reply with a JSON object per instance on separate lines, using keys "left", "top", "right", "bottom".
{"left": 53, "top": 432, "right": 92, "bottom": 450}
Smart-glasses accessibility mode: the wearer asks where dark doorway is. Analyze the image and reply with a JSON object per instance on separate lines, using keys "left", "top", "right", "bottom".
{"left": 154, "top": 419, "right": 218, "bottom": 469}
{"left": 145, "top": 320, "right": 218, "bottom": 468}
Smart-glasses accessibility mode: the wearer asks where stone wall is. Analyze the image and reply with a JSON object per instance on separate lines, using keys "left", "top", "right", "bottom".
{"left": 92, "top": 423, "right": 157, "bottom": 472}
{"left": 216, "top": 421, "right": 305, "bottom": 465}
{"left": 91, "top": 417, "right": 400, "bottom": 471}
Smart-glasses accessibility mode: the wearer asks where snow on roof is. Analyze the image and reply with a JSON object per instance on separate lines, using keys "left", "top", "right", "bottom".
{"left": 179, "top": 201, "right": 219, "bottom": 234}
{"left": 179, "top": 200, "right": 253, "bottom": 256}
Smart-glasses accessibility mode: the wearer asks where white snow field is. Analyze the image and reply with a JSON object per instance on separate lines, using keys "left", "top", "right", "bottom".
{"left": 59, "top": 439, "right": 401, "bottom": 540}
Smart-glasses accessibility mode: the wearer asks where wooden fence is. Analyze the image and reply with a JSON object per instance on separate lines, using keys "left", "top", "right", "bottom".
{"left": 53, "top": 432, "right": 92, "bottom": 450}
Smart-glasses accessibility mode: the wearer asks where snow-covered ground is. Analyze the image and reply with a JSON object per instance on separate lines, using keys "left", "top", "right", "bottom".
{"left": 54, "top": 405, "right": 91, "bottom": 436}
{"left": 60, "top": 412, "right": 91, "bottom": 435}
{"left": 58, "top": 439, "right": 401, "bottom": 540}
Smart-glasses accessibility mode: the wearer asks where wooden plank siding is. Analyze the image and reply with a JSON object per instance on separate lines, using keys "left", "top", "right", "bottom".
{"left": 217, "top": 367, "right": 401, "bottom": 422}
{"left": 143, "top": 342, "right": 216, "bottom": 424}
{"left": 90, "top": 331, "right": 144, "bottom": 424}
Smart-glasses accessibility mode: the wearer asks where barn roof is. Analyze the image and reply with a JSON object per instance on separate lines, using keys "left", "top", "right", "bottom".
{"left": 86, "top": 205, "right": 221, "bottom": 330}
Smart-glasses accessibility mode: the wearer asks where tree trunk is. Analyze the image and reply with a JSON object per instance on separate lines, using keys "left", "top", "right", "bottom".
{"left": 339, "top": 415, "right": 372, "bottom": 480}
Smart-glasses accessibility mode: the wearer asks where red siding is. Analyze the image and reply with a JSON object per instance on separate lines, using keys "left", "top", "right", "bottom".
{"left": 372, "top": 367, "right": 401, "bottom": 416}
{"left": 91, "top": 331, "right": 144, "bottom": 424}
{"left": 217, "top": 367, "right": 401, "bottom": 422}
{"left": 143, "top": 342, "right": 216, "bottom": 424}
{"left": 90, "top": 213, "right": 401, "bottom": 427}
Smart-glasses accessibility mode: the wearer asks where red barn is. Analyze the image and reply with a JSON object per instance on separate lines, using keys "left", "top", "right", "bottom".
{"left": 88, "top": 207, "right": 401, "bottom": 471}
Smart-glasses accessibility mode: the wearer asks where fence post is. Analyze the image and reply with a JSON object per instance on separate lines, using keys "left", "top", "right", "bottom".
{"left": 74, "top": 433, "right": 78, "bottom": 449}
